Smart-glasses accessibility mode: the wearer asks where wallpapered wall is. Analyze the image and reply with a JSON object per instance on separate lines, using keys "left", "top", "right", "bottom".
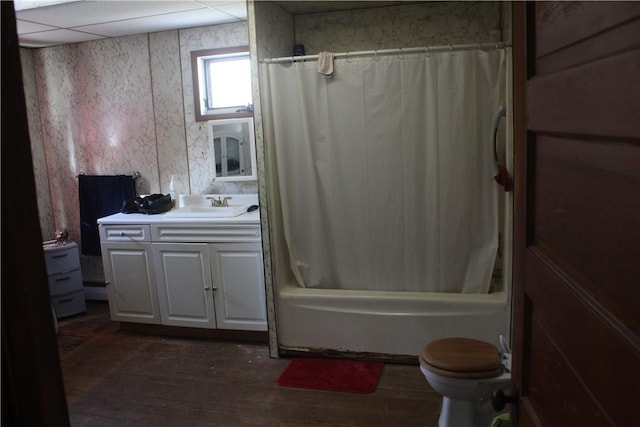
{"left": 293, "top": 1, "right": 501, "bottom": 55}
{"left": 21, "top": 1, "right": 504, "bottom": 284}
{"left": 21, "top": 22, "right": 254, "bottom": 282}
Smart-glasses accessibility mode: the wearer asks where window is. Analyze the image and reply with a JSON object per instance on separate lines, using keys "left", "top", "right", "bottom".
{"left": 191, "top": 46, "right": 253, "bottom": 122}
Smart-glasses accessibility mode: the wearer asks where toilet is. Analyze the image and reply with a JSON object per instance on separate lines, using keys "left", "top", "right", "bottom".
{"left": 419, "top": 337, "right": 511, "bottom": 427}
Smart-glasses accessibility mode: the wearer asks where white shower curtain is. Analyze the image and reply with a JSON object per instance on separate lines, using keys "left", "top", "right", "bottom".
{"left": 261, "top": 48, "right": 506, "bottom": 293}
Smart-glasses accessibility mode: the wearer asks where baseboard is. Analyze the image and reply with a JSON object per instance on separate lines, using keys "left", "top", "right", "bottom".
{"left": 83, "top": 285, "right": 108, "bottom": 301}
{"left": 120, "top": 322, "right": 269, "bottom": 344}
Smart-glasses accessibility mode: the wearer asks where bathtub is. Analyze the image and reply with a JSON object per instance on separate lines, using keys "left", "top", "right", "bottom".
{"left": 271, "top": 113, "right": 514, "bottom": 358}
{"left": 275, "top": 282, "right": 511, "bottom": 357}
{"left": 273, "top": 188, "right": 513, "bottom": 358}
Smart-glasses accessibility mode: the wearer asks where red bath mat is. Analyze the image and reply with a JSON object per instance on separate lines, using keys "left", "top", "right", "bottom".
{"left": 277, "top": 357, "right": 384, "bottom": 394}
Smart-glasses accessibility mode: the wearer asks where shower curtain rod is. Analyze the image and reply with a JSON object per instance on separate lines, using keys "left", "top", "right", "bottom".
{"left": 261, "top": 42, "right": 510, "bottom": 64}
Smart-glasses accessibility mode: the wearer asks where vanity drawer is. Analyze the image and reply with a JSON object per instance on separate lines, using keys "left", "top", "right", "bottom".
{"left": 99, "top": 224, "right": 151, "bottom": 242}
{"left": 48, "top": 269, "right": 83, "bottom": 295}
{"left": 151, "top": 224, "right": 261, "bottom": 243}
{"left": 44, "top": 243, "right": 80, "bottom": 275}
{"left": 51, "top": 289, "right": 86, "bottom": 318}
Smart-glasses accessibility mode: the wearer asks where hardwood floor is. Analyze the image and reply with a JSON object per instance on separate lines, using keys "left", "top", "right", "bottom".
{"left": 57, "top": 302, "right": 442, "bottom": 426}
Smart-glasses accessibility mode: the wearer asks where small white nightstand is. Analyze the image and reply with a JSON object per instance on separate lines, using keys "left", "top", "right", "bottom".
{"left": 43, "top": 240, "right": 86, "bottom": 318}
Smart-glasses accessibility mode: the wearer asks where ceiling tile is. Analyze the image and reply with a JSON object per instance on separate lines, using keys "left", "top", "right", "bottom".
{"left": 16, "top": 19, "right": 58, "bottom": 34}
{"left": 16, "top": 1, "right": 204, "bottom": 28}
{"left": 195, "top": 0, "right": 246, "bottom": 5}
{"left": 14, "top": 0, "right": 79, "bottom": 11}
{"left": 212, "top": 2, "right": 247, "bottom": 20}
{"left": 19, "top": 29, "right": 107, "bottom": 48}
{"left": 75, "top": 8, "right": 243, "bottom": 38}
{"left": 15, "top": 0, "right": 248, "bottom": 47}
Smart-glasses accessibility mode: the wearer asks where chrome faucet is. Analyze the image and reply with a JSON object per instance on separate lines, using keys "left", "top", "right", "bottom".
{"left": 207, "top": 196, "right": 232, "bottom": 207}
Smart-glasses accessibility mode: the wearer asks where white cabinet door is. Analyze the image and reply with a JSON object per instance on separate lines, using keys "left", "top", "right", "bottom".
{"left": 101, "top": 241, "right": 160, "bottom": 324}
{"left": 210, "top": 242, "right": 267, "bottom": 331}
{"left": 153, "top": 243, "right": 216, "bottom": 329}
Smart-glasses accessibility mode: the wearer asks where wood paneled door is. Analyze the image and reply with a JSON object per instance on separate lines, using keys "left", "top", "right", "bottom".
{"left": 512, "top": 2, "right": 640, "bottom": 426}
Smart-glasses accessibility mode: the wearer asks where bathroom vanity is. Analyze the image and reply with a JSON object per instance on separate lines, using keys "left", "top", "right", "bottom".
{"left": 97, "top": 195, "right": 266, "bottom": 333}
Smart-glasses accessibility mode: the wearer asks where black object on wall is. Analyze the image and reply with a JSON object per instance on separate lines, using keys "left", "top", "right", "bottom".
{"left": 78, "top": 174, "right": 136, "bottom": 255}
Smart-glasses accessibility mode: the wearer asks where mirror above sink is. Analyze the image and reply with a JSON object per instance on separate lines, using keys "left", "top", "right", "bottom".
{"left": 208, "top": 117, "right": 257, "bottom": 181}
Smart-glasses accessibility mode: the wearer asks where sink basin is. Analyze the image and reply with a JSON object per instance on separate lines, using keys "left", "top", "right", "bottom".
{"left": 165, "top": 205, "right": 250, "bottom": 218}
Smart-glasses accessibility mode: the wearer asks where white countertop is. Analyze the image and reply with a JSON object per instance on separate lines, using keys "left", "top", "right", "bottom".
{"left": 97, "top": 210, "right": 260, "bottom": 225}
{"left": 98, "top": 194, "right": 260, "bottom": 225}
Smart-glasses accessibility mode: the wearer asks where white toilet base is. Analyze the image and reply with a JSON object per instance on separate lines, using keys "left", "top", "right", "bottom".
{"left": 439, "top": 397, "right": 476, "bottom": 427}
{"left": 437, "top": 396, "right": 506, "bottom": 427}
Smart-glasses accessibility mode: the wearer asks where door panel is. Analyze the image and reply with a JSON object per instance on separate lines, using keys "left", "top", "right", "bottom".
{"left": 513, "top": 2, "right": 640, "bottom": 426}
{"left": 528, "top": 49, "right": 640, "bottom": 139}
{"left": 531, "top": 136, "right": 639, "bottom": 331}
{"left": 536, "top": 16, "right": 640, "bottom": 75}
{"left": 534, "top": 2, "right": 640, "bottom": 60}
{"left": 525, "top": 252, "right": 637, "bottom": 423}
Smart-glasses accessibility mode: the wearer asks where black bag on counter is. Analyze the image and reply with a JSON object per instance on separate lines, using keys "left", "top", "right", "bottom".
{"left": 121, "top": 193, "right": 172, "bottom": 214}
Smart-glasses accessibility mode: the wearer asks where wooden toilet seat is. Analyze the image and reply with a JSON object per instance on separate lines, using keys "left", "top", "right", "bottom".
{"left": 420, "top": 337, "right": 502, "bottom": 379}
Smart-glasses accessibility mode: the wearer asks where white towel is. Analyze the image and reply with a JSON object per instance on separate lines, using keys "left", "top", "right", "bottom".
{"left": 317, "top": 51, "right": 335, "bottom": 77}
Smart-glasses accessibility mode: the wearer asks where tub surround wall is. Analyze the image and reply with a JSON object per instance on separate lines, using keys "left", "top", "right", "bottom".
{"left": 253, "top": 1, "right": 295, "bottom": 60}
{"left": 249, "top": 0, "right": 296, "bottom": 357}
{"left": 22, "top": 22, "right": 256, "bottom": 282}
{"left": 293, "top": 1, "right": 501, "bottom": 55}
{"left": 251, "top": 1, "right": 508, "bottom": 356}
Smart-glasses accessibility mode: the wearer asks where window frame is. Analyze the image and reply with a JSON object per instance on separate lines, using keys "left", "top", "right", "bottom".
{"left": 191, "top": 46, "right": 253, "bottom": 122}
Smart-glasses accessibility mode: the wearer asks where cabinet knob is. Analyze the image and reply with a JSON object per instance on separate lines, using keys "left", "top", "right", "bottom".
{"left": 204, "top": 287, "right": 210, "bottom": 291}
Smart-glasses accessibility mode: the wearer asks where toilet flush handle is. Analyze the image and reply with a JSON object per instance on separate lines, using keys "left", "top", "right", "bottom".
{"left": 492, "top": 388, "right": 519, "bottom": 411}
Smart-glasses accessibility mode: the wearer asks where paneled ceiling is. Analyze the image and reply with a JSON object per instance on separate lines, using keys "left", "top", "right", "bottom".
{"left": 14, "top": 1, "right": 422, "bottom": 48}
{"left": 15, "top": 0, "right": 247, "bottom": 48}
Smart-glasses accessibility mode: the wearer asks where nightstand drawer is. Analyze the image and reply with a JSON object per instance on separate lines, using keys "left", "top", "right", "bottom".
{"left": 43, "top": 243, "right": 80, "bottom": 274}
{"left": 48, "top": 269, "right": 83, "bottom": 295}
{"left": 51, "top": 289, "right": 86, "bottom": 318}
